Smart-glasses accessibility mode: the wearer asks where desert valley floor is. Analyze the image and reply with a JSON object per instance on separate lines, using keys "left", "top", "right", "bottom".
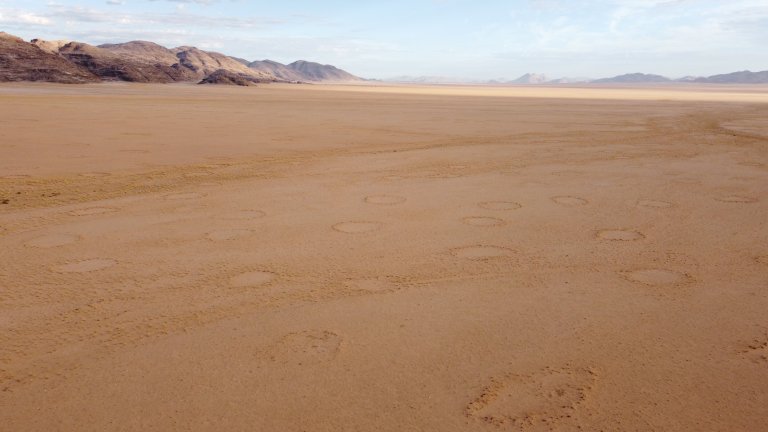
{"left": 1, "top": 83, "right": 767, "bottom": 431}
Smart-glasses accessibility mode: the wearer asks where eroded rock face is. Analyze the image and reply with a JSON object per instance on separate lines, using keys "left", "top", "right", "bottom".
{"left": 31, "top": 38, "right": 72, "bottom": 54}
{"left": 0, "top": 33, "right": 98, "bottom": 83}
{"left": 198, "top": 69, "right": 264, "bottom": 86}
{"left": 99, "top": 41, "right": 199, "bottom": 82}
{"left": 58, "top": 42, "right": 184, "bottom": 83}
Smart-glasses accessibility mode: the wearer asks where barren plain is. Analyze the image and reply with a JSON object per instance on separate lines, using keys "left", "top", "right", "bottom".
{"left": 1, "top": 83, "right": 767, "bottom": 431}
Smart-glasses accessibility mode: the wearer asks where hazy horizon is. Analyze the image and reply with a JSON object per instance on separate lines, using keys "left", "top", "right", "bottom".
{"left": 1, "top": 0, "right": 766, "bottom": 80}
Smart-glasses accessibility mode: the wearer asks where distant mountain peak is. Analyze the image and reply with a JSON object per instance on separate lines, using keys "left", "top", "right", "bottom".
{"left": 691, "top": 70, "right": 768, "bottom": 84}
{"left": 592, "top": 73, "right": 671, "bottom": 83}
{"left": 511, "top": 73, "right": 548, "bottom": 84}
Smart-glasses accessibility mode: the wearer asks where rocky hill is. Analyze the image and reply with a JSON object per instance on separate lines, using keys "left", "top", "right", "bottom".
{"left": 0, "top": 32, "right": 98, "bottom": 83}
{"left": 286, "top": 60, "right": 362, "bottom": 82}
{"left": 0, "top": 32, "right": 361, "bottom": 85}
{"left": 172, "top": 46, "right": 273, "bottom": 81}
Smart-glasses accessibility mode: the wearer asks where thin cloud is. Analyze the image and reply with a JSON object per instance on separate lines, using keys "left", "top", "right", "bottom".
{"left": 45, "top": 4, "right": 284, "bottom": 28}
{"left": 0, "top": 8, "right": 52, "bottom": 26}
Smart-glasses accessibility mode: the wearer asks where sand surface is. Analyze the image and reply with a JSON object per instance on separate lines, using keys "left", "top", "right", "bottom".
{"left": 1, "top": 82, "right": 767, "bottom": 431}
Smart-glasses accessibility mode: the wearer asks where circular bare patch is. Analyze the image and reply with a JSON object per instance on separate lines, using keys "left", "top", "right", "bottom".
{"left": 26, "top": 233, "right": 79, "bottom": 248}
{"left": 465, "top": 367, "right": 596, "bottom": 428}
{"left": 551, "top": 196, "right": 588, "bottom": 206}
{"left": 462, "top": 216, "right": 505, "bottom": 227}
{"left": 221, "top": 210, "right": 266, "bottom": 220}
{"left": 364, "top": 195, "right": 406, "bottom": 205}
{"left": 638, "top": 200, "right": 673, "bottom": 208}
{"left": 451, "top": 245, "right": 514, "bottom": 260}
{"left": 715, "top": 195, "right": 758, "bottom": 203}
{"left": 478, "top": 201, "right": 522, "bottom": 211}
{"left": 206, "top": 229, "right": 253, "bottom": 241}
{"left": 332, "top": 221, "right": 382, "bottom": 233}
{"left": 623, "top": 269, "right": 689, "bottom": 286}
{"left": 53, "top": 259, "right": 117, "bottom": 273}
{"left": 69, "top": 207, "right": 116, "bottom": 216}
{"left": 230, "top": 271, "right": 275, "bottom": 287}
{"left": 267, "top": 330, "right": 343, "bottom": 364}
{"left": 164, "top": 192, "right": 204, "bottom": 200}
{"left": 596, "top": 229, "right": 644, "bottom": 241}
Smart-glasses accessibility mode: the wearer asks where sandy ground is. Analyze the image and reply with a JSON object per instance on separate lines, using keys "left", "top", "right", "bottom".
{"left": 1, "top": 82, "right": 767, "bottom": 431}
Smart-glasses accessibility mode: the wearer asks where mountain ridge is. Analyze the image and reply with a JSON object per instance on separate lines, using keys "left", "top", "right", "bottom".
{"left": 0, "top": 32, "right": 362, "bottom": 85}
{"left": 2, "top": 32, "right": 766, "bottom": 85}
{"left": 383, "top": 70, "right": 768, "bottom": 85}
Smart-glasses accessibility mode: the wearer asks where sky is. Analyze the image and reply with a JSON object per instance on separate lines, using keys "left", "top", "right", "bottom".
{"left": 0, "top": 0, "right": 766, "bottom": 80}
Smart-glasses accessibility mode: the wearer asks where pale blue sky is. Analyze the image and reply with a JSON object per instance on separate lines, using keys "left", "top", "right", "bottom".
{"left": 0, "top": 0, "right": 766, "bottom": 79}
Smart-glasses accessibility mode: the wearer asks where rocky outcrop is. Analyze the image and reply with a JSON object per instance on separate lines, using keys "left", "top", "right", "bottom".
{"left": 0, "top": 33, "right": 98, "bottom": 83}
{"left": 30, "top": 38, "right": 72, "bottom": 54}
{"left": 198, "top": 69, "right": 264, "bottom": 86}
{"left": 97, "top": 41, "right": 199, "bottom": 82}
{"left": 59, "top": 42, "right": 196, "bottom": 83}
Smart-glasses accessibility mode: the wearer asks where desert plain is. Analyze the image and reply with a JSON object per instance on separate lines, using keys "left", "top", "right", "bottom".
{"left": 1, "top": 82, "right": 767, "bottom": 431}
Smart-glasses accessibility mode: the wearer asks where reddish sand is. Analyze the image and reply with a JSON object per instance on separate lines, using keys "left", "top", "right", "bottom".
{"left": 1, "top": 82, "right": 767, "bottom": 431}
